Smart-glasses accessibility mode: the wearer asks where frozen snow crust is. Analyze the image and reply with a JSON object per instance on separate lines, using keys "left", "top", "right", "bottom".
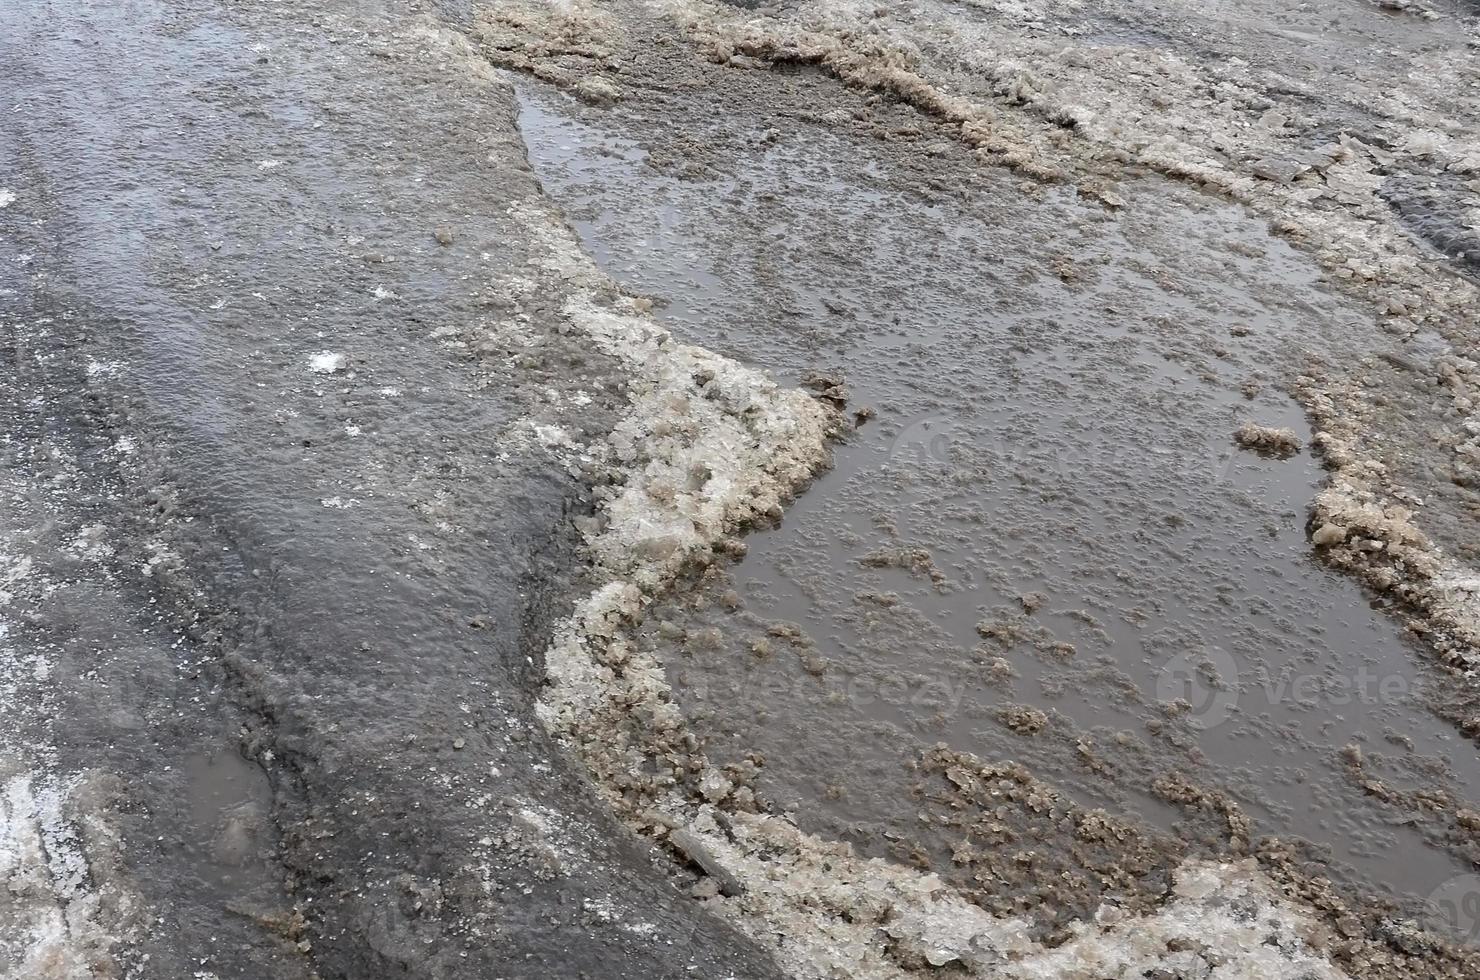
{"left": 1, "top": 516, "right": 138, "bottom": 978}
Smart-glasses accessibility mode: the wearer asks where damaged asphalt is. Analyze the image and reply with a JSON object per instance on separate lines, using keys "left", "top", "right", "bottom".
{"left": 5, "top": 0, "right": 1480, "bottom": 978}
{"left": 0, "top": 1, "right": 784, "bottom": 976}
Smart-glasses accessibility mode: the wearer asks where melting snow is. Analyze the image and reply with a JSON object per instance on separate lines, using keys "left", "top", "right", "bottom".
{"left": 309, "top": 351, "right": 345, "bottom": 374}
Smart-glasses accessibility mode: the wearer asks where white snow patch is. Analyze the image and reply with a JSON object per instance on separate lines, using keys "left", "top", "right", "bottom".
{"left": 532, "top": 423, "right": 577, "bottom": 449}
{"left": 69, "top": 526, "right": 113, "bottom": 561}
{"left": 0, "top": 557, "right": 33, "bottom": 601}
{"left": 1003, "top": 860, "right": 1349, "bottom": 978}
{"left": 309, "top": 351, "right": 346, "bottom": 374}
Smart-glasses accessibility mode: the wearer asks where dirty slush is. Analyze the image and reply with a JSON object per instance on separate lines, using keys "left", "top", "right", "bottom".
{"left": 2, "top": 0, "right": 1480, "bottom": 978}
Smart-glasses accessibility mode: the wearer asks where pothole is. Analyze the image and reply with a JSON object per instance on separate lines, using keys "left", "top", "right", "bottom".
{"left": 182, "top": 747, "right": 277, "bottom": 897}
{"left": 515, "top": 76, "right": 1480, "bottom": 944}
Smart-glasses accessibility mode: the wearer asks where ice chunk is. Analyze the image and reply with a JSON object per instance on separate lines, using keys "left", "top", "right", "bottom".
{"left": 309, "top": 352, "right": 346, "bottom": 374}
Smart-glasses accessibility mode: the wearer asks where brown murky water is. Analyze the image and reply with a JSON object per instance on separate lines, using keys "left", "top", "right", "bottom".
{"left": 515, "top": 80, "right": 1480, "bottom": 935}
{"left": 184, "top": 750, "right": 276, "bottom": 893}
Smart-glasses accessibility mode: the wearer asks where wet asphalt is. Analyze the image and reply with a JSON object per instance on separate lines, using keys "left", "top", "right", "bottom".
{"left": 5, "top": 0, "right": 1480, "bottom": 977}
{"left": 0, "top": 1, "right": 782, "bottom": 977}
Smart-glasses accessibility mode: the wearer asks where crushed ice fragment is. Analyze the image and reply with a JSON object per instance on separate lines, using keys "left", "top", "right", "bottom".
{"left": 309, "top": 352, "right": 345, "bottom": 374}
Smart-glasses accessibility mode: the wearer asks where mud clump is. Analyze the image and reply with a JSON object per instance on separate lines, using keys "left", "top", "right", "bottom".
{"left": 1151, "top": 771, "right": 1254, "bottom": 852}
{"left": 1312, "top": 522, "right": 1349, "bottom": 547}
{"left": 909, "top": 750, "right": 1183, "bottom": 933}
{"left": 575, "top": 75, "right": 622, "bottom": 105}
{"left": 1234, "top": 421, "right": 1302, "bottom": 457}
{"left": 1296, "top": 372, "right": 1480, "bottom": 676}
{"left": 669, "top": 827, "right": 745, "bottom": 896}
{"left": 859, "top": 546, "right": 947, "bottom": 585}
{"left": 799, "top": 369, "right": 850, "bottom": 408}
{"left": 995, "top": 704, "right": 1050, "bottom": 735}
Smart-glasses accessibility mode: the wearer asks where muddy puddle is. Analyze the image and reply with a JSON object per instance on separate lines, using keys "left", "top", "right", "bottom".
{"left": 515, "top": 81, "right": 1480, "bottom": 936}
{"left": 181, "top": 748, "right": 278, "bottom": 898}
